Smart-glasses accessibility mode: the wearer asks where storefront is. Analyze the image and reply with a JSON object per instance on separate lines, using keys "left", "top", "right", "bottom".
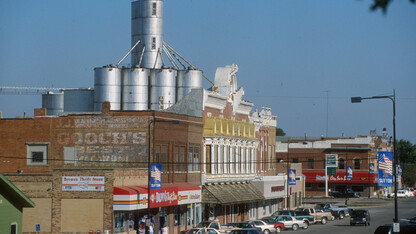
{"left": 303, "top": 170, "right": 378, "bottom": 197}
{"left": 251, "top": 176, "right": 286, "bottom": 219}
{"left": 114, "top": 184, "right": 201, "bottom": 234}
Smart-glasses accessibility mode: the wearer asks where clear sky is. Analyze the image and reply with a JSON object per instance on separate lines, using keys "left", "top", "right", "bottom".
{"left": 1, "top": 0, "right": 415, "bottom": 144}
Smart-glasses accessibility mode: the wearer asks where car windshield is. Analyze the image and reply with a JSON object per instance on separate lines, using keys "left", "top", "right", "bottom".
{"left": 261, "top": 219, "right": 275, "bottom": 224}
{"left": 351, "top": 210, "right": 368, "bottom": 217}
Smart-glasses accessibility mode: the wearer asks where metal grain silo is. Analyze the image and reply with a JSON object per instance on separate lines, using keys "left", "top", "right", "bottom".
{"left": 176, "top": 70, "right": 185, "bottom": 101}
{"left": 94, "top": 66, "right": 121, "bottom": 111}
{"left": 42, "top": 91, "right": 64, "bottom": 115}
{"left": 150, "top": 68, "right": 176, "bottom": 110}
{"left": 63, "top": 89, "right": 94, "bottom": 112}
{"left": 121, "top": 67, "right": 149, "bottom": 110}
{"left": 131, "top": 0, "right": 164, "bottom": 68}
{"left": 183, "top": 69, "right": 203, "bottom": 96}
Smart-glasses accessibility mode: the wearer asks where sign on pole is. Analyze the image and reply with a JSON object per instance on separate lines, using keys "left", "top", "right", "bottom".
{"left": 150, "top": 164, "right": 162, "bottom": 190}
{"left": 347, "top": 166, "right": 353, "bottom": 179}
{"left": 327, "top": 167, "right": 336, "bottom": 175}
{"left": 288, "top": 169, "right": 296, "bottom": 185}
{"left": 378, "top": 152, "right": 393, "bottom": 187}
{"left": 325, "top": 154, "right": 338, "bottom": 167}
{"left": 369, "top": 163, "right": 375, "bottom": 174}
{"left": 398, "top": 165, "right": 402, "bottom": 176}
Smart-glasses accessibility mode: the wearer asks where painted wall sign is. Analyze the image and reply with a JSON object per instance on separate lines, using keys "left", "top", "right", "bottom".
{"left": 62, "top": 176, "right": 105, "bottom": 191}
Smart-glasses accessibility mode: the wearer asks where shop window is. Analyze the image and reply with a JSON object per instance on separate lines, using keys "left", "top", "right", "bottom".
{"left": 318, "top": 183, "right": 325, "bottom": 190}
{"left": 26, "top": 143, "right": 49, "bottom": 166}
{"left": 352, "top": 185, "right": 364, "bottom": 192}
{"left": 308, "top": 159, "right": 314, "bottom": 169}
{"left": 339, "top": 158, "right": 345, "bottom": 169}
{"left": 294, "top": 192, "right": 297, "bottom": 207}
{"left": 269, "top": 200, "right": 272, "bottom": 214}
{"left": 354, "top": 158, "right": 360, "bottom": 169}
{"left": 263, "top": 201, "right": 266, "bottom": 215}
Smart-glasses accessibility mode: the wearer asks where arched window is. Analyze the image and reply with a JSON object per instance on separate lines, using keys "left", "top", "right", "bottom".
{"left": 354, "top": 158, "right": 360, "bottom": 169}
{"left": 339, "top": 158, "right": 345, "bottom": 169}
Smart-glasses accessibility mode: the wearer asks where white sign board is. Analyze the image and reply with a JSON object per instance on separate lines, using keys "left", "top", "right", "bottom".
{"left": 326, "top": 154, "right": 338, "bottom": 167}
{"left": 62, "top": 176, "right": 105, "bottom": 191}
{"left": 393, "top": 222, "right": 400, "bottom": 233}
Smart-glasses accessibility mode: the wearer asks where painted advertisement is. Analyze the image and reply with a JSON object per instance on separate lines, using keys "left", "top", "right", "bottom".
{"left": 62, "top": 176, "right": 105, "bottom": 191}
{"left": 378, "top": 152, "right": 393, "bottom": 187}
{"left": 149, "top": 187, "right": 179, "bottom": 208}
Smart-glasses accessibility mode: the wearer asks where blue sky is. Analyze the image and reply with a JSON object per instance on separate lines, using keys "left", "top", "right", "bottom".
{"left": 1, "top": 0, "right": 415, "bottom": 144}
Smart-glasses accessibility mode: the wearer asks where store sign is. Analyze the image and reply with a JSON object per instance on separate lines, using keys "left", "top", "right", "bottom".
{"left": 378, "top": 152, "right": 393, "bottom": 187}
{"left": 149, "top": 187, "right": 178, "bottom": 208}
{"left": 62, "top": 176, "right": 105, "bottom": 191}
{"left": 288, "top": 169, "right": 296, "bottom": 185}
{"left": 304, "top": 171, "right": 378, "bottom": 184}
{"left": 178, "top": 189, "right": 201, "bottom": 205}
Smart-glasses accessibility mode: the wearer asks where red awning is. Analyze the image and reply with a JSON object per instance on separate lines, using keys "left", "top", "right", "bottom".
{"left": 303, "top": 170, "right": 378, "bottom": 184}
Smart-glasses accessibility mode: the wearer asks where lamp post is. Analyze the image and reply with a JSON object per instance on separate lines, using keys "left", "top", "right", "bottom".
{"left": 351, "top": 90, "right": 398, "bottom": 227}
{"left": 286, "top": 142, "right": 290, "bottom": 210}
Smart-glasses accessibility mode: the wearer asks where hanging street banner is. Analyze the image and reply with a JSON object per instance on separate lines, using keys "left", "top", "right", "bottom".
{"left": 369, "top": 163, "right": 375, "bottom": 174}
{"left": 289, "top": 169, "right": 296, "bottom": 185}
{"left": 398, "top": 165, "right": 402, "bottom": 176}
{"left": 150, "top": 164, "right": 162, "bottom": 190}
{"left": 378, "top": 152, "right": 393, "bottom": 187}
{"left": 347, "top": 166, "right": 353, "bottom": 179}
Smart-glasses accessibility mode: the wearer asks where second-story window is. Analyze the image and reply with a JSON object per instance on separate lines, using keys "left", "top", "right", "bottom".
{"left": 339, "top": 158, "right": 345, "bottom": 169}
{"left": 308, "top": 159, "right": 314, "bottom": 169}
{"left": 354, "top": 158, "right": 360, "bottom": 169}
{"left": 152, "top": 2, "right": 157, "bottom": 15}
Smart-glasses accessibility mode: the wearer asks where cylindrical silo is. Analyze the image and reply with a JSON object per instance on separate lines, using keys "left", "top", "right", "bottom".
{"left": 150, "top": 68, "right": 176, "bottom": 110}
{"left": 183, "top": 69, "right": 203, "bottom": 96}
{"left": 63, "top": 89, "right": 95, "bottom": 112}
{"left": 94, "top": 66, "right": 122, "bottom": 112}
{"left": 176, "top": 70, "right": 185, "bottom": 101}
{"left": 131, "top": 0, "right": 164, "bottom": 68}
{"left": 42, "top": 91, "right": 64, "bottom": 115}
{"left": 122, "top": 67, "right": 150, "bottom": 110}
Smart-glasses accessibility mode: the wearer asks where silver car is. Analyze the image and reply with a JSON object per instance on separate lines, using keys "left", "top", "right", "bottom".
{"left": 275, "top": 215, "right": 307, "bottom": 231}
{"left": 242, "top": 220, "right": 276, "bottom": 234}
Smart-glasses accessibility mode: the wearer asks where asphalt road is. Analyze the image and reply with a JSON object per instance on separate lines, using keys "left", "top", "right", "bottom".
{"left": 293, "top": 196, "right": 416, "bottom": 234}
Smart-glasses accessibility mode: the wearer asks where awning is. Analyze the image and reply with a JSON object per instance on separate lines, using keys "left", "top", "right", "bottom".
{"left": 114, "top": 183, "right": 201, "bottom": 211}
{"left": 202, "top": 182, "right": 264, "bottom": 204}
{"left": 303, "top": 170, "right": 378, "bottom": 184}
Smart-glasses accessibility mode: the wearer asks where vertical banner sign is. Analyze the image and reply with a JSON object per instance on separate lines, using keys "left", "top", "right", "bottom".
{"left": 369, "top": 163, "right": 375, "bottom": 174}
{"left": 347, "top": 166, "right": 353, "bottom": 179}
{"left": 288, "top": 169, "right": 296, "bottom": 185}
{"left": 398, "top": 165, "right": 402, "bottom": 176}
{"left": 378, "top": 152, "right": 393, "bottom": 187}
{"left": 150, "top": 164, "right": 162, "bottom": 190}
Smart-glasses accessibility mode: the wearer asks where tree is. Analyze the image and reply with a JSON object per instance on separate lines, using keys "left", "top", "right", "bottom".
{"left": 402, "top": 163, "right": 416, "bottom": 187}
{"left": 276, "top": 128, "right": 286, "bottom": 136}
{"left": 371, "top": 0, "right": 415, "bottom": 14}
{"left": 397, "top": 139, "right": 416, "bottom": 164}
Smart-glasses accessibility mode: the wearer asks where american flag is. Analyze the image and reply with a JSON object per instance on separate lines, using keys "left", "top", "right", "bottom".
{"left": 378, "top": 153, "right": 392, "bottom": 175}
{"left": 151, "top": 166, "right": 161, "bottom": 182}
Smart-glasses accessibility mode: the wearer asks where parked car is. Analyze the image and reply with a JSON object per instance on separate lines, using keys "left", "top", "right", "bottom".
{"left": 331, "top": 188, "right": 361, "bottom": 198}
{"left": 260, "top": 217, "right": 285, "bottom": 233}
{"left": 194, "top": 221, "right": 235, "bottom": 233}
{"left": 374, "top": 223, "right": 416, "bottom": 234}
{"left": 350, "top": 209, "right": 371, "bottom": 226}
{"left": 275, "top": 215, "right": 308, "bottom": 231}
{"left": 185, "top": 228, "right": 222, "bottom": 234}
{"left": 297, "top": 207, "right": 332, "bottom": 224}
{"left": 241, "top": 220, "right": 276, "bottom": 234}
{"left": 390, "top": 190, "right": 409, "bottom": 198}
{"left": 228, "top": 228, "right": 262, "bottom": 234}
{"left": 315, "top": 207, "right": 335, "bottom": 221}
{"left": 400, "top": 216, "right": 416, "bottom": 224}
{"left": 271, "top": 210, "right": 314, "bottom": 226}
{"left": 315, "top": 203, "right": 350, "bottom": 219}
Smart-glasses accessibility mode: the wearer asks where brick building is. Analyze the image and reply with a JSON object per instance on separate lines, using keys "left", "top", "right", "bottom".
{"left": 0, "top": 104, "right": 203, "bottom": 234}
{"left": 276, "top": 131, "right": 392, "bottom": 198}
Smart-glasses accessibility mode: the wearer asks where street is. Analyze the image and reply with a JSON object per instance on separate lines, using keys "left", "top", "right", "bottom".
{"left": 295, "top": 197, "right": 416, "bottom": 233}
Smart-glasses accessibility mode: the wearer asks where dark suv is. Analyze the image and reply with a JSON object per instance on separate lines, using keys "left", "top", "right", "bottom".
{"left": 350, "top": 209, "right": 370, "bottom": 226}
{"left": 331, "top": 189, "right": 360, "bottom": 198}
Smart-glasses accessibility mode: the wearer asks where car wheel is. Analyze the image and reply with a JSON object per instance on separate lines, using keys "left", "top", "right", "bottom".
{"left": 368, "top": 222, "right": 370, "bottom": 226}
{"left": 303, "top": 222, "right": 309, "bottom": 229}
{"left": 263, "top": 229, "right": 270, "bottom": 234}
{"left": 292, "top": 224, "right": 299, "bottom": 231}
{"left": 276, "top": 227, "right": 281, "bottom": 233}
{"left": 331, "top": 216, "right": 335, "bottom": 221}
{"left": 321, "top": 217, "right": 327, "bottom": 224}
{"left": 365, "top": 222, "right": 368, "bottom": 226}
{"left": 339, "top": 212, "right": 344, "bottom": 219}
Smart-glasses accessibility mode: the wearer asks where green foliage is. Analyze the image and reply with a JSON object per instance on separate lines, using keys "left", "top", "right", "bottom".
{"left": 276, "top": 128, "right": 286, "bottom": 136}
{"left": 397, "top": 139, "right": 416, "bottom": 164}
{"left": 371, "top": 0, "right": 415, "bottom": 14}
{"left": 402, "top": 163, "right": 416, "bottom": 187}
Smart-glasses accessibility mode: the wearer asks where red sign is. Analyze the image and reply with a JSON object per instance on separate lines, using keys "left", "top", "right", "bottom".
{"left": 149, "top": 187, "right": 179, "bottom": 208}
{"left": 303, "top": 170, "right": 378, "bottom": 184}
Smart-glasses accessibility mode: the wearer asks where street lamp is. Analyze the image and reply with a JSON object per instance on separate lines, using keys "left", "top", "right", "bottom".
{"left": 286, "top": 140, "right": 307, "bottom": 210}
{"left": 351, "top": 90, "right": 398, "bottom": 225}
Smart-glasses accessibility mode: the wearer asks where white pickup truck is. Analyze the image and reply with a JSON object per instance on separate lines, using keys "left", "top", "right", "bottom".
{"left": 315, "top": 203, "right": 350, "bottom": 219}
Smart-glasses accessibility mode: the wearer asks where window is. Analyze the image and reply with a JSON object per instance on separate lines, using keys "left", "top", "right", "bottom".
{"left": 292, "top": 158, "right": 298, "bottom": 163}
{"left": 26, "top": 143, "right": 48, "bottom": 166}
{"left": 64, "top": 146, "right": 76, "bottom": 164}
{"left": 10, "top": 223, "right": 17, "bottom": 234}
{"left": 308, "top": 159, "right": 314, "bottom": 169}
{"left": 175, "top": 150, "right": 180, "bottom": 172}
{"left": 277, "top": 158, "right": 283, "bottom": 163}
{"left": 193, "top": 147, "right": 200, "bottom": 171}
{"left": 305, "top": 182, "right": 312, "bottom": 189}
{"left": 352, "top": 185, "right": 364, "bottom": 192}
{"left": 323, "top": 158, "right": 326, "bottom": 168}
{"left": 155, "top": 145, "right": 168, "bottom": 172}
{"left": 152, "top": 2, "right": 157, "bottom": 15}
{"left": 354, "top": 158, "right": 360, "bottom": 169}
{"left": 206, "top": 145, "right": 211, "bottom": 173}
{"left": 152, "top": 37, "right": 156, "bottom": 50}
{"left": 339, "top": 158, "right": 345, "bottom": 169}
